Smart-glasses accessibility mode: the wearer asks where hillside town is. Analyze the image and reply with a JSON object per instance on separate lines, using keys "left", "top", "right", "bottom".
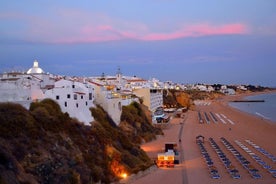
{"left": 0, "top": 60, "right": 262, "bottom": 126}
{"left": 1, "top": 60, "right": 275, "bottom": 184}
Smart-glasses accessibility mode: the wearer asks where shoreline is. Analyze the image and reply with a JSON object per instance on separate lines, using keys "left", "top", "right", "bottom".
{"left": 130, "top": 90, "right": 276, "bottom": 184}
{"left": 224, "top": 90, "right": 276, "bottom": 123}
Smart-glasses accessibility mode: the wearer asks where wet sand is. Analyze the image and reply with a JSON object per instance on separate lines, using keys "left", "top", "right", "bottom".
{"left": 131, "top": 93, "right": 276, "bottom": 184}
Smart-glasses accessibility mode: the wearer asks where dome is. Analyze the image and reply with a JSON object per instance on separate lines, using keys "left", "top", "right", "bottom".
{"left": 27, "top": 60, "right": 44, "bottom": 74}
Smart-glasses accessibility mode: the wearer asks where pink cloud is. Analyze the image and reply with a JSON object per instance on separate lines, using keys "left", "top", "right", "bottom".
{"left": 0, "top": 10, "right": 249, "bottom": 44}
{"left": 54, "top": 23, "right": 248, "bottom": 43}
{"left": 54, "top": 23, "right": 249, "bottom": 43}
{"left": 141, "top": 23, "right": 248, "bottom": 41}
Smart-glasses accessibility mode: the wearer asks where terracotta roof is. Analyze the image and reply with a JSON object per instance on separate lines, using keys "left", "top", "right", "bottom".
{"left": 88, "top": 81, "right": 103, "bottom": 86}
{"left": 106, "top": 78, "right": 116, "bottom": 80}
{"left": 127, "top": 79, "right": 146, "bottom": 82}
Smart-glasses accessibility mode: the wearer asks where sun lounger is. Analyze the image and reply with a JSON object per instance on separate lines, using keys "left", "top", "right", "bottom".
{"left": 252, "top": 173, "right": 261, "bottom": 179}
{"left": 197, "top": 137, "right": 221, "bottom": 179}
{"left": 211, "top": 173, "right": 220, "bottom": 179}
{"left": 232, "top": 174, "right": 241, "bottom": 179}
{"left": 262, "top": 164, "right": 272, "bottom": 170}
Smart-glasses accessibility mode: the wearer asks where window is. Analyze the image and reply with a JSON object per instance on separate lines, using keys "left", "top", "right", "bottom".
{"left": 67, "top": 94, "right": 70, "bottom": 99}
{"left": 76, "top": 103, "right": 78, "bottom": 108}
{"left": 72, "top": 84, "right": 75, "bottom": 88}
{"left": 81, "top": 95, "right": 83, "bottom": 99}
{"left": 89, "top": 93, "right": 92, "bottom": 100}
{"left": 65, "top": 102, "right": 67, "bottom": 107}
{"left": 118, "top": 102, "right": 122, "bottom": 111}
{"left": 86, "top": 101, "right": 88, "bottom": 106}
{"left": 74, "top": 94, "right": 77, "bottom": 100}
{"left": 56, "top": 95, "right": 59, "bottom": 100}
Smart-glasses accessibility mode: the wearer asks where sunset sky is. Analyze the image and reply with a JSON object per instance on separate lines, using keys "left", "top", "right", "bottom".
{"left": 1, "top": 0, "right": 276, "bottom": 86}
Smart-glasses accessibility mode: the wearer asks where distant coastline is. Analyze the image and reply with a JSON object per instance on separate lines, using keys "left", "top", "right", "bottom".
{"left": 228, "top": 90, "right": 276, "bottom": 122}
{"left": 231, "top": 100, "right": 265, "bottom": 102}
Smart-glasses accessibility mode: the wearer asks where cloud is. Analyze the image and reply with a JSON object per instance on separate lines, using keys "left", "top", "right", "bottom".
{"left": 0, "top": 9, "right": 249, "bottom": 44}
{"left": 142, "top": 23, "right": 248, "bottom": 41}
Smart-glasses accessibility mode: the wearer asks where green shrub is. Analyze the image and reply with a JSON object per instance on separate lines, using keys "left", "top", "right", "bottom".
{"left": 120, "top": 102, "right": 162, "bottom": 143}
{"left": 0, "top": 103, "right": 36, "bottom": 138}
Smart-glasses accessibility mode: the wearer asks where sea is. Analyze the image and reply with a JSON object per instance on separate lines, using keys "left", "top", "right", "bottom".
{"left": 229, "top": 92, "right": 276, "bottom": 122}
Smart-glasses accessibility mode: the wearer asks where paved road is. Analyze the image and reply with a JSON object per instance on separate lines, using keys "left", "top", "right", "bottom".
{"left": 129, "top": 112, "right": 189, "bottom": 184}
{"left": 179, "top": 114, "right": 189, "bottom": 184}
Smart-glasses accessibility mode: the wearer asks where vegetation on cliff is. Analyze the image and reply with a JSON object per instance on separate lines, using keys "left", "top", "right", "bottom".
{"left": 120, "top": 102, "right": 163, "bottom": 144}
{"left": 0, "top": 99, "right": 160, "bottom": 184}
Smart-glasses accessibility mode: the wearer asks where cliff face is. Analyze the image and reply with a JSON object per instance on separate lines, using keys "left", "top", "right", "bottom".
{"left": 163, "top": 89, "right": 191, "bottom": 109}
{"left": 175, "top": 92, "right": 191, "bottom": 108}
{"left": 0, "top": 99, "right": 160, "bottom": 184}
{"left": 163, "top": 89, "right": 225, "bottom": 110}
{"left": 185, "top": 90, "right": 224, "bottom": 101}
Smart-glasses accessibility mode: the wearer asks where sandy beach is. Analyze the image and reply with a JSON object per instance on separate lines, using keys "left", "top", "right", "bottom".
{"left": 130, "top": 92, "right": 276, "bottom": 184}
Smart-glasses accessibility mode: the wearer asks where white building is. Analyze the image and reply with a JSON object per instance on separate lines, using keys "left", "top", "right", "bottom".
{"left": 0, "top": 72, "right": 33, "bottom": 108}
{"left": 125, "top": 77, "right": 164, "bottom": 112}
{"left": 89, "top": 69, "right": 165, "bottom": 125}
{"left": 0, "top": 60, "right": 95, "bottom": 125}
{"left": 237, "top": 85, "right": 247, "bottom": 91}
{"left": 27, "top": 60, "right": 44, "bottom": 74}
{"left": 207, "top": 85, "right": 215, "bottom": 92}
{"left": 196, "top": 84, "right": 208, "bottom": 91}
{"left": 44, "top": 79, "right": 95, "bottom": 125}
{"left": 132, "top": 88, "right": 163, "bottom": 114}
{"left": 89, "top": 80, "right": 124, "bottom": 125}
{"left": 0, "top": 61, "right": 54, "bottom": 109}
{"left": 1, "top": 63, "right": 166, "bottom": 126}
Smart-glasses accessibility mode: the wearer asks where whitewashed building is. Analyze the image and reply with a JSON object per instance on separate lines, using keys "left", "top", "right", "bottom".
{"left": 89, "top": 80, "right": 124, "bottom": 125}
{"left": 88, "top": 69, "right": 165, "bottom": 125}
{"left": 0, "top": 61, "right": 95, "bottom": 125}
{"left": 0, "top": 61, "right": 54, "bottom": 108}
{"left": 44, "top": 79, "right": 95, "bottom": 125}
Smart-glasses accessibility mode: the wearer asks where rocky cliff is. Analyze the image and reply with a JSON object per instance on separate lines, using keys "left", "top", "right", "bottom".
{"left": 0, "top": 99, "right": 162, "bottom": 184}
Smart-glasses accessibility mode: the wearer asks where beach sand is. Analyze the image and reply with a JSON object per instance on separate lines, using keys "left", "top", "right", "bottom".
{"left": 130, "top": 93, "right": 276, "bottom": 184}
